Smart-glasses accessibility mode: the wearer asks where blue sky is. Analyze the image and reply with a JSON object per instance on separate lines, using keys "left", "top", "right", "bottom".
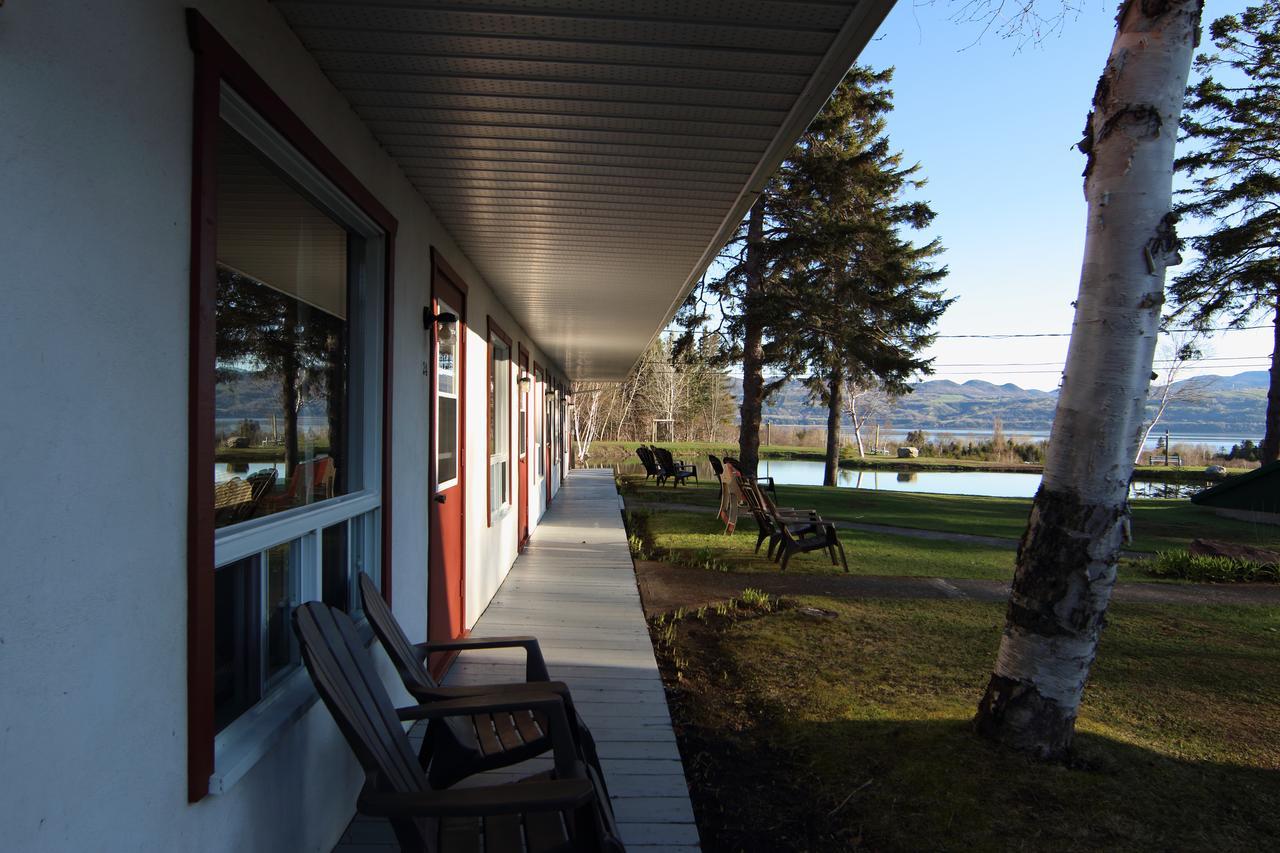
{"left": 850, "top": 0, "right": 1274, "bottom": 390}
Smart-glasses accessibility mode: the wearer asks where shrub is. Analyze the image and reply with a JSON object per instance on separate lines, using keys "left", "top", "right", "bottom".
{"left": 1146, "top": 550, "right": 1279, "bottom": 583}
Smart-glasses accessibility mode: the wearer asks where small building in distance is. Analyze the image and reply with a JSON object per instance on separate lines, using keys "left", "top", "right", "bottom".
{"left": 1191, "top": 461, "right": 1280, "bottom": 524}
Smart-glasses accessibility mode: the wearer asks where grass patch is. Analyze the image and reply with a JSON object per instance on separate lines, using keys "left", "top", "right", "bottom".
{"left": 643, "top": 507, "right": 1023, "bottom": 580}
{"left": 620, "top": 475, "right": 1280, "bottom": 555}
{"left": 658, "top": 596, "right": 1280, "bottom": 851}
{"left": 1147, "top": 550, "right": 1280, "bottom": 583}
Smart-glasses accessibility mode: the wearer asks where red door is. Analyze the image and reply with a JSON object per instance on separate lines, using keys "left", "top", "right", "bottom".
{"left": 517, "top": 345, "right": 529, "bottom": 550}
{"left": 428, "top": 255, "right": 467, "bottom": 678}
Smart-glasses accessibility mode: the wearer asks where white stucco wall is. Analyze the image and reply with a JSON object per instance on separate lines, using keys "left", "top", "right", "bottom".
{"left": 0, "top": 1, "right": 568, "bottom": 850}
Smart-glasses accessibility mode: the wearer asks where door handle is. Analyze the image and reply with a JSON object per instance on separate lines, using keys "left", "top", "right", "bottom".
{"left": 434, "top": 494, "right": 446, "bottom": 504}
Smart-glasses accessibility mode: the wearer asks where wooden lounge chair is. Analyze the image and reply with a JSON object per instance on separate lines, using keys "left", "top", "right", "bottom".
{"left": 650, "top": 446, "right": 696, "bottom": 487}
{"left": 634, "top": 446, "right": 661, "bottom": 481}
{"left": 724, "top": 462, "right": 814, "bottom": 557}
{"left": 728, "top": 467, "right": 848, "bottom": 572}
{"left": 359, "top": 573, "right": 609, "bottom": 794}
{"left": 293, "top": 602, "right": 623, "bottom": 853}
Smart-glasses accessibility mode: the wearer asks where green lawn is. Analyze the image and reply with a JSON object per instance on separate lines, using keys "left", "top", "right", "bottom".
{"left": 621, "top": 475, "right": 1280, "bottom": 555}
{"left": 662, "top": 596, "right": 1280, "bottom": 851}
{"left": 636, "top": 507, "right": 1023, "bottom": 580}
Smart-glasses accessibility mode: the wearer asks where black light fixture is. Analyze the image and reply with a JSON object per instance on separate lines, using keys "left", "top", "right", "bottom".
{"left": 424, "top": 307, "right": 458, "bottom": 329}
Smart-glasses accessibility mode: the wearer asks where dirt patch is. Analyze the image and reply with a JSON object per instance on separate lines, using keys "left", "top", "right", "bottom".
{"left": 635, "top": 560, "right": 1280, "bottom": 616}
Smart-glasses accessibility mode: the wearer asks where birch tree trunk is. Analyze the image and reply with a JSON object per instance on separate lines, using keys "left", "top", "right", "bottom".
{"left": 823, "top": 366, "right": 844, "bottom": 486}
{"left": 851, "top": 400, "right": 866, "bottom": 458}
{"left": 974, "top": 0, "right": 1200, "bottom": 758}
{"left": 738, "top": 197, "right": 767, "bottom": 477}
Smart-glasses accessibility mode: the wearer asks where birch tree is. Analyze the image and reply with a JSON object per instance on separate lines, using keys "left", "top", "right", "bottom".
{"left": 1134, "top": 333, "right": 1208, "bottom": 462}
{"left": 974, "top": 0, "right": 1202, "bottom": 758}
{"left": 844, "top": 380, "right": 896, "bottom": 457}
{"left": 570, "top": 382, "right": 609, "bottom": 465}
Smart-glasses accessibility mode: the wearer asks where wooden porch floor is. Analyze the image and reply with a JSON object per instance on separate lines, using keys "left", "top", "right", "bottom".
{"left": 334, "top": 469, "right": 700, "bottom": 851}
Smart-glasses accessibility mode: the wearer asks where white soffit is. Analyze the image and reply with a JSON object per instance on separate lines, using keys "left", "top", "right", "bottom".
{"left": 272, "top": 0, "right": 895, "bottom": 380}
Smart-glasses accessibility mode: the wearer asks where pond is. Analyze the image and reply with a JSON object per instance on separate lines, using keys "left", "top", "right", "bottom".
{"left": 615, "top": 459, "right": 1208, "bottom": 500}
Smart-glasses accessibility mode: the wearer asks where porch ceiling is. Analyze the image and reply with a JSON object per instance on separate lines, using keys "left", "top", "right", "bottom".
{"left": 273, "top": 0, "right": 894, "bottom": 380}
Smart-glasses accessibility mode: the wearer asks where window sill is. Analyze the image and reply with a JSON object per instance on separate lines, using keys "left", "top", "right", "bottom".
{"left": 209, "top": 618, "right": 373, "bottom": 795}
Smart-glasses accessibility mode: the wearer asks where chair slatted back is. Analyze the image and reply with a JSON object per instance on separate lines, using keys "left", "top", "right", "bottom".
{"left": 708, "top": 454, "right": 724, "bottom": 479}
{"left": 634, "top": 446, "right": 660, "bottom": 477}
{"left": 731, "top": 467, "right": 772, "bottom": 527}
{"left": 360, "top": 572, "right": 436, "bottom": 693}
{"left": 651, "top": 446, "right": 677, "bottom": 476}
{"left": 293, "top": 602, "right": 434, "bottom": 849}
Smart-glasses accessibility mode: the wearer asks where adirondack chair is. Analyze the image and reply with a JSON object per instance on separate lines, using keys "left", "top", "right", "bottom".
{"left": 358, "top": 573, "right": 610, "bottom": 794}
{"left": 650, "top": 446, "right": 696, "bottom": 487}
{"left": 725, "top": 462, "right": 817, "bottom": 557}
{"left": 634, "top": 446, "right": 661, "bottom": 481}
{"left": 744, "top": 476, "right": 848, "bottom": 572}
{"left": 293, "top": 602, "right": 623, "bottom": 853}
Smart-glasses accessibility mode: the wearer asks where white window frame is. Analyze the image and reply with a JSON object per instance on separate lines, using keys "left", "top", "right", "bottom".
{"left": 210, "top": 86, "right": 385, "bottom": 793}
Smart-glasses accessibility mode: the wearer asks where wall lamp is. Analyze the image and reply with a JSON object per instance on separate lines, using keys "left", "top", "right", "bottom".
{"left": 423, "top": 307, "right": 458, "bottom": 330}
{"left": 518, "top": 375, "right": 532, "bottom": 391}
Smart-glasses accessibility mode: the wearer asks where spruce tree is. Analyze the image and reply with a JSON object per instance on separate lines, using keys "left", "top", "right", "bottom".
{"left": 1172, "top": 2, "right": 1280, "bottom": 461}
{"left": 772, "top": 67, "right": 951, "bottom": 486}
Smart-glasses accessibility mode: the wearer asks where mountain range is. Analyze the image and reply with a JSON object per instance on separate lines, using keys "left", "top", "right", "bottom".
{"left": 740, "top": 371, "right": 1272, "bottom": 436}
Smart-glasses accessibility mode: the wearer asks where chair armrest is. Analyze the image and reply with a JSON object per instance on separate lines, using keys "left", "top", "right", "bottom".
{"left": 358, "top": 778, "right": 594, "bottom": 818}
{"left": 415, "top": 635, "right": 550, "bottom": 681}
{"left": 395, "top": 693, "right": 578, "bottom": 777}
{"left": 403, "top": 680, "right": 571, "bottom": 703}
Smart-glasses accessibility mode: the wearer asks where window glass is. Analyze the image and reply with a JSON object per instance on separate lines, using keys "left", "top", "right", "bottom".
{"left": 489, "top": 335, "right": 510, "bottom": 517}
{"left": 321, "top": 521, "right": 349, "bottom": 612}
{"left": 435, "top": 305, "right": 459, "bottom": 487}
{"left": 214, "top": 123, "right": 349, "bottom": 529}
{"left": 518, "top": 365, "right": 527, "bottom": 457}
{"left": 210, "top": 111, "right": 381, "bottom": 737}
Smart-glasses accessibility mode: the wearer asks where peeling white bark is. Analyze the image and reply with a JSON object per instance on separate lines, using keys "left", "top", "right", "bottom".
{"left": 976, "top": 0, "right": 1201, "bottom": 757}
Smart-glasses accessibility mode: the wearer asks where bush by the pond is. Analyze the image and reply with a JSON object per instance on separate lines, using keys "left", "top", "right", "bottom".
{"left": 1146, "top": 549, "right": 1280, "bottom": 583}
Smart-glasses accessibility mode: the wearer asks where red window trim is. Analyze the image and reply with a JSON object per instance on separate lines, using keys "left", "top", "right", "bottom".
{"left": 186, "top": 10, "right": 398, "bottom": 803}
{"left": 486, "top": 317, "right": 513, "bottom": 527}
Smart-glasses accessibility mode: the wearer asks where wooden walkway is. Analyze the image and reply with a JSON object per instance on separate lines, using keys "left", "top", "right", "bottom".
{"left": 334, "top": 469, "right": 699, "bottom": 851}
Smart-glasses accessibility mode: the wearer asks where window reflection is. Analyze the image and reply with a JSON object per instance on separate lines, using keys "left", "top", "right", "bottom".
{"left": 213, "top": 123, "right": 350, "bottom": 528}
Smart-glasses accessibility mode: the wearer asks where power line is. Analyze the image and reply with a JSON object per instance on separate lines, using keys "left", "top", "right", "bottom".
{"left": 927, "top": 363, "right": 1269, "bottom": 376}
{"left": 928, "top": 355, "right": 1272, "bottom": 368}
{"left": 934, "top": 324, "right": 1272, "bottom": 339}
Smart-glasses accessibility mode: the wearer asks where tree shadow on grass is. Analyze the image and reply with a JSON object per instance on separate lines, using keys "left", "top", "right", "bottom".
{"left": 677, "top": 715, "right": 1280, "bottom": 853}
{"left": 660, "top": 597, "right": 1280, "bottom": 853}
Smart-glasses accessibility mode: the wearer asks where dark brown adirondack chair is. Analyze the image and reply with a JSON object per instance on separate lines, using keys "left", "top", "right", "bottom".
{"left": 634, "top": 446, "right": 661, "bottom": 481}
{"left": 725, "top": 463, "right": 817, "bottom": 557}
{"left": 650, "top": 446, "right": 696, "bottom": 487}
{"left": 745, "top": 477, "right": 848, "bottom": 572}
{"left": 293, "top": 602, "right": 623, "bottom": 853}
{"left": 359, "top": 573, "right": 609, "bottom": 794}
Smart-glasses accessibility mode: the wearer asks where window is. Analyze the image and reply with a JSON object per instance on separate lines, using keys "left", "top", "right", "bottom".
{"left": 435, "top": 300, "right": 460, "bottom": 488}
{"left": 518, "top": 358, "right": 527, "bottom": 460}
{"left": 534, "top": 367, "right": 544, "bottom": 479}
{"left": 488, "top": 322, "right": 511, "bottom": 521}
{"left": 210, "top": 91, "right": 384, "bottom": 736}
